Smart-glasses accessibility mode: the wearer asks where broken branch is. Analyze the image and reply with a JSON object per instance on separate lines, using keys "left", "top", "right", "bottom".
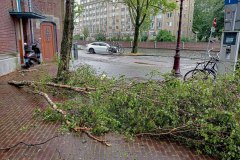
{"left": 8, "top": 80, "right": 95, "bottom": 94}
{"left": 83, "top": 131, "right": 111, "bottom": 147}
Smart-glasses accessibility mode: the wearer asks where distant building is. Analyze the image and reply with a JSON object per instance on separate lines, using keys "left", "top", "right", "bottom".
{"left": 75, "top": 0, "right": 194, "bottom": 39}
{"left": 0, "top": 0, "right": 64, "bottom": 76}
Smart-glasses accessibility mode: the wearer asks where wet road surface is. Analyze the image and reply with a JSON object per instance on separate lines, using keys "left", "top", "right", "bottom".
{"left": 72, "top": 49, "right": 201, "bottom": 80}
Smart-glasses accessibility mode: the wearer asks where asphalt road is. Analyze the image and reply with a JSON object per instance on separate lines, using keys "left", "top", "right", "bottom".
{"left": 71, "top": 49, "right": 203, "bottom": 80}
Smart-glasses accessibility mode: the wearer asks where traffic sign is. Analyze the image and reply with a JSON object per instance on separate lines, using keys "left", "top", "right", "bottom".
{"left": 225, "top": 0, "right": 238, "bottom": 5}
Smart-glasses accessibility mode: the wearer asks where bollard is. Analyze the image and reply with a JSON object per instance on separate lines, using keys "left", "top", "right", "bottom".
{"left": 73, "top": 43, "right": 78, "bottom": 60}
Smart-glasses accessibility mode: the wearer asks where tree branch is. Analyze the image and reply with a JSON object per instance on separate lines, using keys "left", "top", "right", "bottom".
{"left": 9, "top": 81, "right": 110, "bottom": 147}
{"left": 8, "top": 80, "right": 95, "bottom": 94}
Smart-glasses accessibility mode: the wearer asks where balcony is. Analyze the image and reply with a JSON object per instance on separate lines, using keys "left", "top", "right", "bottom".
{"left": 9, "top": 0, "right": 45, "bottom": 19}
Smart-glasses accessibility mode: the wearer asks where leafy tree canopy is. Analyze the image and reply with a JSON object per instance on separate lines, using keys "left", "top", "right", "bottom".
{"left": 193, "top": 0, "right": 224, "bottom": 41}
{"left": 105, "top": 0, "right": 176, "bottom": 53}
{"left": 95, "top": 33, "right": 106, "bottom": 41}
{"left": 82, "top": 27, "right": 89, "bottom": 39}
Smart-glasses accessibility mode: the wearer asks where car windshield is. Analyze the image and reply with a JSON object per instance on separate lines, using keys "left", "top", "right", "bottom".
{"left": 99, "top": 43, "right": 107, "bottom": 46}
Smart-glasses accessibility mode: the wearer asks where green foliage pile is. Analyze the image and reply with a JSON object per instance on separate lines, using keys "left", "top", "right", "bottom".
{"left": 155, "top": 30, "right": 176, "bottom": 42}
{"left": 41, "top": 65, "right": 240, "bottom": 159}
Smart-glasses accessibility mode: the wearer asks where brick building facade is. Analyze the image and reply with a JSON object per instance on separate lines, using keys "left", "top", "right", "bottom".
{"left": 0, "top": 0, "right": 64, "bottom": 76}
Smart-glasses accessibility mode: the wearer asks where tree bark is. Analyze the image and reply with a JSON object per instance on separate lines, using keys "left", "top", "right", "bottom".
{"left": 131, "top": 3, "right": 141, "bottom": 54}
{"left": 131, "top": 25, "right": 140, "bottom": 53}
{"left": 57, "top": 0, "right": 75, "bottom": 79}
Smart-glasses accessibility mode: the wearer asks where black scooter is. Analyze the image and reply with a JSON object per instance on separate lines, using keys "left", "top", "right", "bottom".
{"left": 22, "top": 43, "right": 41, "bottom": 69}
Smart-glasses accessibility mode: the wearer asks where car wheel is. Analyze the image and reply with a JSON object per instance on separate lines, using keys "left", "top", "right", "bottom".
{"left": 89, "top": 48, "right": 95, "bottom": 54}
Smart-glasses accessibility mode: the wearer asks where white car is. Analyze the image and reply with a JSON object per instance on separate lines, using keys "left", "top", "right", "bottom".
{"left": 86, "top": 42, "right": 111, "bottom": 54}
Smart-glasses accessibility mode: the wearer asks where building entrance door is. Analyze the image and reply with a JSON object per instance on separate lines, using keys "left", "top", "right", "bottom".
{"left": 40, "top": 22, "right": 55, "bottom": 61}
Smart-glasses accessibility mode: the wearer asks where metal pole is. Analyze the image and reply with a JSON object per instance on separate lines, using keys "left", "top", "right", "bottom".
{"left": 232, "top": 6, "right": 238, "bottom": 31}
{"left": 206, "top": 30, "right": 213, "bottom": 52}
{"left": 28, "top": 0, "right": 34, "bottom": 43}
{"left": 172, "top": 0, "right": 184, "bottom": 76}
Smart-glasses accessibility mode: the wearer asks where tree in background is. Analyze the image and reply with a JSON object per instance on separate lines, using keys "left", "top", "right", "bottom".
{"left": 95, "top": 33, "right": 106, "bottom": 41}
{"left": 193, "top": 0, "right": 224, "bottom": 41}
{"left": 155, "top": 30, "right": 175, "bottom": 42}
{"left": 140, "top": 33, "right": 148, "bottom": 42}
{"left": 181, "top": 37, "right": 191, "bottom": 42}
{"left": 83, "top": 27, "right": 89, "bottom": 40}
{"left": 105, "top": 0, "right": 176, "bottom": 53}
{"left": 73, "top": 34, "right": 84, "bottom": 40}
{"left": 139, "top": 15, "right": 151, "bottom": 41}
{"left": 74, "top": 2, "right": 83, "bottom": 21}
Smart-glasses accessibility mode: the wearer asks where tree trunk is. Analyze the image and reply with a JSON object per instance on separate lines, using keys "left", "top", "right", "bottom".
{"left": 57, "top": 0, "right": 74, "bottom": 79}
{"left": 131, "top": 25, "right": 140, "bottom": 53}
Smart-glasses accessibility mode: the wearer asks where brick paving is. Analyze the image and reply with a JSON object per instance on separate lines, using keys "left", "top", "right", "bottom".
{"left": 0, "top": 64, "right": 218, "bottom": 160}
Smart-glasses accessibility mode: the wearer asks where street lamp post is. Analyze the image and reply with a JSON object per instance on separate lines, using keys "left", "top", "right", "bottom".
{"left": 173, "top": 0, "right": 184, "bottom": 76}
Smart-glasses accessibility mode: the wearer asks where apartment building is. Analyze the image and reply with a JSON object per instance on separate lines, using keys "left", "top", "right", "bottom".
{"left": 76, "top": 0, "right": 194, "bottom": 39}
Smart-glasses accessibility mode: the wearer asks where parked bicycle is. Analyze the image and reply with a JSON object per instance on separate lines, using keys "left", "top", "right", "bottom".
{"left": 107, "top": 41, "right": 125, "bottom": 55}
{"left": 184, "top": 50, "right": 219, "bottom": 81}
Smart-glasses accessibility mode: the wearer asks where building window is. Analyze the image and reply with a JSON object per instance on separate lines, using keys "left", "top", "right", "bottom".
{"left": 151, "top": 22, "right": 154, "bottom": 29}
{"left": 157, "top": 22, "right": 161, "bottom": 29}
{"left": 167, "top": 13, "right": 172, "bottom": 18}
{"left": 167, "top": 22, "right": 172, "bottom": 27}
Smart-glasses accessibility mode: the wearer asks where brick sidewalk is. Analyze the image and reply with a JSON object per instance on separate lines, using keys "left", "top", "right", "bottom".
{"left": 0, "top": 64, "right": 217, "bottom": 160}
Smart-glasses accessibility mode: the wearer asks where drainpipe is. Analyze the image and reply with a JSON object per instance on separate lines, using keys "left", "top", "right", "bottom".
{"left": 16, "top": 0, "right": 21, "bottom": 12}
{"left": 19, "top": 18, "right": 25, "bottom": 64}
{"left": 15, "top": 0, "right": 24, "bottom": 63}
{"left": 28, "top": 0, "right": 34, "bottom": 43}
{"left": 12, "top": 0, "right": 18, "bottom": 53}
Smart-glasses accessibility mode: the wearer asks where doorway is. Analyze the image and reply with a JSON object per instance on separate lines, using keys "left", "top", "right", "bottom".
{"left": 40, "top": 22, "right": 56, "bottom": 61}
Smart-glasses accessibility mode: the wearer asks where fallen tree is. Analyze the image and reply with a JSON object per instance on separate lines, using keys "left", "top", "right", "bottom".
{"left": 8, "top": 80, "right": 95, "bottom": 93}
{"left": 8, "top": 80, "right": 110, "bottom": 146}
{"left": 8, "top": 65, "right": 240, "bottom": 159}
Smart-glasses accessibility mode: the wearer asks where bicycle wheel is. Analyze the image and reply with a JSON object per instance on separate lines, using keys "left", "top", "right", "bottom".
{"left": 204, "top": 68, "right": 216, "bottom": 80}
{"left": 119, "top": 47, "right": 125, "bottom": 54}
{"left": 184, "top": 69, "right": 216, "bottom": 81}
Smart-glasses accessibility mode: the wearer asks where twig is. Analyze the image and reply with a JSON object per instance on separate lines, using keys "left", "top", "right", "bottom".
{"left": 0, "top": 135, "right": 58, "bottom": 151}
{"left": 83, "top": 131, "right": 111, "bottom": 147}
{"left": 34, "top": 90, "right": 67, "bottom": 116}
{"left": 8, "top": 80, "right": 35, "bottom": 88}
{"left": 19, "top": 69, "right": 39, "bottom": 73}
{"left": 34, "top": 90, "right": 110, "bottom": 146}
{"left": 74, "top": 126, "right": 92, "bottom": 132}
{"left": 8, "top": 80, "right": 110, "bottom": 147}
{"left": 136, "top": 125, "right": 189, "bottom": 137}
{"left": 45, "top": 82, "right": 96, "bottom": 93}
